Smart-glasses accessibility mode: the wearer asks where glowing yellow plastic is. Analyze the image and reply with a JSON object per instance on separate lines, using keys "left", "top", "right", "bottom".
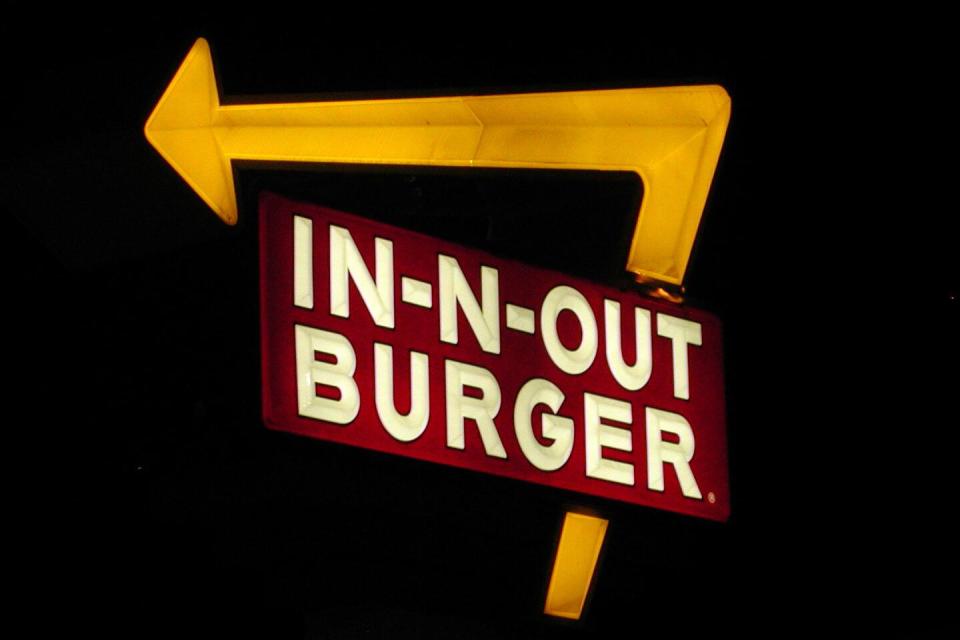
{"left": 145, "top": 38, "right": 729, "bottom": 286}
{"left": 544, "top": 512, "right": 608, "bottom": 620}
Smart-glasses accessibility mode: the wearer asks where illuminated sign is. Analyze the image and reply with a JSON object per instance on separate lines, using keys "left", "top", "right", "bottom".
{"left": 146, "top": 38, "right": 730, "bottom": 287}
{"left": 260, "top": 193, "right": 729, "bottom": 521}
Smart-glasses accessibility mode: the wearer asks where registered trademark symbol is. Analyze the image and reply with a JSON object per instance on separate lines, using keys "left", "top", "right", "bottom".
{"left": 707, "top": 492, "right": 716, "bottom": 504}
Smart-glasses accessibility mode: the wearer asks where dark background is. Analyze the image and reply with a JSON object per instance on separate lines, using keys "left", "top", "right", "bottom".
{"left": 3, "top": 10, "right": 957, "bottom": 638}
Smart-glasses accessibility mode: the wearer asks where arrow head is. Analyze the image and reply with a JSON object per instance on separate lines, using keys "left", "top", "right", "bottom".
{"left": 144, "top": 38, "right": 237, "bottom": 224}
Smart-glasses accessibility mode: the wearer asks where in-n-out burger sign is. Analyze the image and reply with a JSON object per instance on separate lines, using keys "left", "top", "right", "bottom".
{"left": 261, "top": 193, "right": 729, "bottom": 521}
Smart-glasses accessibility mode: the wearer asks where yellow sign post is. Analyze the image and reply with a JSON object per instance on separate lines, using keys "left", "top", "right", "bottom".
{"left": 544, "top": 513, "right": 609, "bottom": 619}
{"left": 146, "top": 38, "right": 729, "bottom": 288}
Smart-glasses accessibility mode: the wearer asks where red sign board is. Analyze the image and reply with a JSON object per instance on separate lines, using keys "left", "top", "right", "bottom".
{"left": 260, "top": 192, "right": 729, "bottom": 521}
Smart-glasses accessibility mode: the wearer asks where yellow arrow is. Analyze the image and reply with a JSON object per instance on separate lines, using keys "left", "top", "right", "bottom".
{"left": 145, "top": 38, "right": 729, "bottom": 286}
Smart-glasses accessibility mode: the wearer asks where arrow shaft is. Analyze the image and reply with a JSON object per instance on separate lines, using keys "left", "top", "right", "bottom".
{"left": 217, "top": 124, "right": 484, "bottom": 165}
{"left": 215, "top": 92, "right": 706, "bottom": 170}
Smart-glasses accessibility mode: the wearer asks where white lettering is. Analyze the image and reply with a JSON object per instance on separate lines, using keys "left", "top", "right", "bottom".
{"left": 295, "top": 325, "right": 360, "bottom": 425}
{"left": 656, "top": 314, "right": 702, "bottom": 400}
{"left": 645, "top": 407, "right": 702, "bottom": 499}
{"left": 541, "top": 285, "right": 598, "bottom": 375}
{"left": 604, "top": 300, "right": 652, "bottom": 391}
{"left": 374, "top": 343, "right": 429, "bottom": 442}
{"left": 445, "top": 360, "right": 505, "bottom": 458}
{"left": 329, "top": 225, "right": 394, "bottom": 328}
{"left": 293, "top": 215, "right": 314, "bottom": 309}
{"left": 584, "top": 393, "right": 634, "bottom": 485}
{"left": 438, "top": 256, "right": 500, "bottom": 354}
{"left": 513, "top": 378, "right": 574, "bottom": 471}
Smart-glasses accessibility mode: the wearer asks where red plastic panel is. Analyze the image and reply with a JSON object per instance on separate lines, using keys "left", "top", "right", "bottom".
{"left": 260, "top": 192, "right": 729, "bottom": 521}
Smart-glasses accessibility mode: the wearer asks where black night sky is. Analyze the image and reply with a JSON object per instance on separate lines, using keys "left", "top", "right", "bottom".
{"left": 4, "top": 10, "right": 957, "bottom": 638}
